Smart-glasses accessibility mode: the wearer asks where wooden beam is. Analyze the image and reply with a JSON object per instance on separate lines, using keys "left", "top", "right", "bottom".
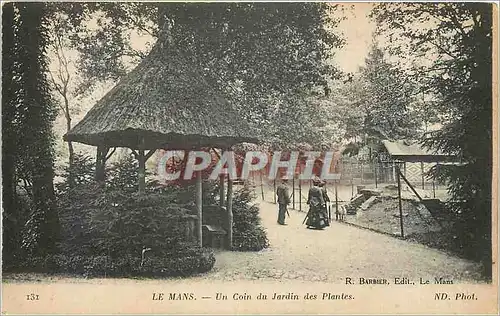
{"left": 212, "top": 147, "right": 221, "bottom": 159}
{"left": 95, "top": 146, "right": 107, "bottom": 183}
{"left": 334, "top": 179, "right": 339, "bottom": 215}
{"left": 260, "top": 172, "right": 264, "bottom": 201}
{"left": 105, "top": 147, "right": 116, "bottom": 162}
{"left": 226, "top": 175, "right": 233, "bottom": 250}
{"left": 219, "top": 148, "right": 225, "bottom": 210}
{"left": 196, "top": 170, "right": 203, "bottom": 247}
{"left": 95, "top": 147, "right": 102, "bottom": 181}
{"left": 273, "top": 179, "right": 277, "bottom": 204}
{"left": 298, "top": 178, "right": 302, "bottom": 212}
{"left": 130, "top": 149, "right": 139, "bottom": 158}
{"left": 145, "top": 149, "right": 156, "bottom": 161}
{"left": 219, "top": 174, "right": 225, "bottom": 209}
{"left": 397, "top": 168, "right": 424, "bottom": 202}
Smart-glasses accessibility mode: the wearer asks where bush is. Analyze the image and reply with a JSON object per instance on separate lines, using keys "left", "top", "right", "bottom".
{"left": 16, "top": 246, "right": 215, "bottom": 278}
{"left": 88, "top": 191, "right": 197, "bottom": 257}
{"left": 231, "top": 185, "right": 270, "bottom": 251}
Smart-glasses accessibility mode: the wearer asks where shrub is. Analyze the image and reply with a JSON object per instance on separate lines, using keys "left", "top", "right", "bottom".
{"left": 55, "top": 153, "right": 96, "bottom": 195}
{"left": 231, "top": 184, "right": 270, "bottom": 251}
{"left": 88, "top": 191, "right": 197, "bottom": 257}
{"left": 16, "top": 246, "right": 215, "bottom": 278}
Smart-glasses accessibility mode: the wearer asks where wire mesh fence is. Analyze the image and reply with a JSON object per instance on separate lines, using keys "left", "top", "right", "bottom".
{"left": 247, "top": 156, "right": 450, "bottom": 215}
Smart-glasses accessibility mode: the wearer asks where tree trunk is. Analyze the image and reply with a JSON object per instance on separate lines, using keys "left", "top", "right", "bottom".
{"left": 17, "top": 2, "right": 59, "bottom": 256}
{"left": 1, "top": 3, "right": 20, "bottom": 262}
{"left": 65, "top": 108, "right": 75, "bottom": 188}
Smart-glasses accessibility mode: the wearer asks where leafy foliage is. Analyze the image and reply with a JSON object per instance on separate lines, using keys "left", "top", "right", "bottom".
{"left": 231, "top": 184, "right": 270, "bottom": 251}
{"left": 87, "top": 192, "right": 196, "bottom": 258}
{"left": 15, "top": 248, "right": 215, "bottom": 278}
{"left": 332, "top": 43, "right": 423, "bottom": 147}
{"left": 46, "top": 3, "right": 345, "bottom": 147}
{"left": 56, "top": 153, "right": 95, "bottom": 194}
{"left": 372, "top": 3, "right": 493, "bottom": 278}
{"left": 2, "top": 2, "right": 60, "bottom": 261}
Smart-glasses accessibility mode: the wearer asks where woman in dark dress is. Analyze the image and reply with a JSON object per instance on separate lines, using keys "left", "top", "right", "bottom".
{"left": 306, "top": 179, "right": 329, "bottom": 229}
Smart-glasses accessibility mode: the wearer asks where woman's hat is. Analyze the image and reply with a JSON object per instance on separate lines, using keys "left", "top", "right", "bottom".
{"left": 312, "top": 176, "right": 322, "bottom": 185}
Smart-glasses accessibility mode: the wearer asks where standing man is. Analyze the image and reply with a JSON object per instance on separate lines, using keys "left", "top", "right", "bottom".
{"left": 276, "top": 177, "right": 291, "bottom": 225}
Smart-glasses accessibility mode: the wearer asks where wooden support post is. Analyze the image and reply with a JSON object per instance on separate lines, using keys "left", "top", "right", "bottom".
{"left": 196, "top": 170, "right": 203, "bottom": 247}
{"left": 360, "top": 162, "right": 364, "bottom": 184}
{"left": 298, "top": 179, "right": 302, "bottom": 212}
{"left": 273, "top": 179, "right": 277, "bottom": 204}
{"left": 218, "top": 149, "right": 225, "bottom": 210}
{"left": 292, "top": 176, "right": 295, "bottom": 209}
{"left": 95, "top": 146, "right": 108, "bottom": 183}
{"left": 138, "top": 149, "right": 146, "bottom": 194}
{"left": 432, "top": 180, "right": 436, "bottom": 198}
{"left": 219, "top": 174, "right": 225, "bottom": 209}
{"left": 374, "top": 161, "right": 378, "bottom": 188}
{"left": 334, "top": 180, "right": 339, "bottom": 214}
{"left": 226, "top": 177, "right": 233, "bottom": 250}
{"left": 420, "top": 161, "right": 425, "bottom": 189}
{"left": 95, "top": 146, "right": 103, "bottom": 181}
{"left": 351, "top": 176, "right": 354, "bottom": 198}
{"left": 260, "top": 172, "right": 264, "bottom": 201}
{"left": 392, "top": 161, "right": 396, "bottom": 182}
{"left": 396, "top": 165, "right": 405, "bottom": 239}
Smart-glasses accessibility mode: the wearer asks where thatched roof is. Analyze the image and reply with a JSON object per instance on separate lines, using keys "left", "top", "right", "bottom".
{"left": 64, "top": 38, "right": 258, "bottom": 150}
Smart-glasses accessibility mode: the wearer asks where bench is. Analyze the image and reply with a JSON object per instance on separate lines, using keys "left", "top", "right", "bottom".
{"left": 202, "top": 224, "right": 227, "bottom": 249}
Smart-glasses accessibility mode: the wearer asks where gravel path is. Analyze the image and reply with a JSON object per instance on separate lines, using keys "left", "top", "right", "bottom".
{"left": 3, "top": 195, "right": 484, "bottom": 284}
{"left": 194, "top": 199, "right": 484, "bottom": 283}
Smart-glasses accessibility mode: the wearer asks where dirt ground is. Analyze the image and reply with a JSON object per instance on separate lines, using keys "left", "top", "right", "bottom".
{"left": 3, "top": 185, "right": 485, "bottom": 284}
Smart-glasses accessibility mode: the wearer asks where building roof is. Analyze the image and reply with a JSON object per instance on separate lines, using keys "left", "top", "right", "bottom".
{"left": 381, "top": 140, "right": 455, "bottom": 163}
{"left": 64, "top": 36, "right": 259, "bottom": 150}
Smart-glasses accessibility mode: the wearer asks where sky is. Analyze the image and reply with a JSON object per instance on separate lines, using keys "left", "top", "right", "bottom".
{"left": 333, "top": 3, "right": 376, "bottom": 73}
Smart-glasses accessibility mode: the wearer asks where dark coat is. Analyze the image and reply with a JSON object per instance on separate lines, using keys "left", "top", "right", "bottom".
{"left": 276, "top": 183, "right": 291, "bottom": 205}
{"left": 307, "top": 186, "right": 325, "bottom": 207}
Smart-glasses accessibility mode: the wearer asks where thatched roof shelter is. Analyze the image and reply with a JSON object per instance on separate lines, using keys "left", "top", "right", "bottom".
{"left": 64, "top": 34, "right": 259, "bottom": 250}
{"left": 64, "top": 38, "right": 257, "bottom": 150}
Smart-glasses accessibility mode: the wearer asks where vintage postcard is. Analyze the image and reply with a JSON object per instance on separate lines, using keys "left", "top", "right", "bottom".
{"left": 2, "top": 1, "right": 498, "bottom": 314}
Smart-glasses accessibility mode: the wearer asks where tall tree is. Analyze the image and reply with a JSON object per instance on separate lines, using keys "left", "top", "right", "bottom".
{"left": 2, "top": 2, "right": 60, "bottom": 259}
{"left": 373, "top": 3, "right": 493, "bottom": 278}
{"left": 48, "top": 32, "right": 76, "bottom": 174}
{"left": 358, "top": 44, "right": 421, "bottom": 142}
{"left": 48, "top": 3, "right": 345, "bottom": 147}
{"left": 2, "top": 2, "right": 21, "bottom": 262}
{"left": 331, "top": 43, "right": 422, "bottom": 152}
